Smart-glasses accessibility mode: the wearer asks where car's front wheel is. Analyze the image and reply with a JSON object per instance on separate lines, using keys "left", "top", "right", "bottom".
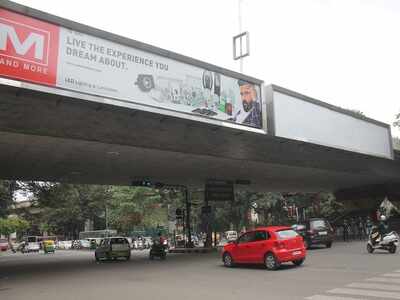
{"left": 95, "top": 253, "right": 100, "bottom": 262}
{"left": 389, "top": 244, "right": 397, "bottom": 254}
{"left": 223, "top": 252, "right": 234, "bottom": 267}
{"left": 292, "top": 258, "right": 305, "bottom": 266}
{"left": 366, "top": 243, "right": 374, "bottom": 253}
{"left": 264, "top": 252, "right": 280, "bottom": 270}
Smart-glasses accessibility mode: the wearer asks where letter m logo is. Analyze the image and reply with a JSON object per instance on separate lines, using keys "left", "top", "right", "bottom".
{"left": 0, "top": 16, "right": 50, "bottom": 65}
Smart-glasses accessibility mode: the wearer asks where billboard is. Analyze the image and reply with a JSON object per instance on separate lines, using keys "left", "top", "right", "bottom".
{"left": 271, "top": 89, "right": 393, "bottom": 159}
{"left": 0, "top": 8, "right": 263, "bottom": 129}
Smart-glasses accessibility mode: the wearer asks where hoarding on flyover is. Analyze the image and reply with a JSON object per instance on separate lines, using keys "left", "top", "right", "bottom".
{"left": 0, "top": 8, "right": 263, "bottom": 129}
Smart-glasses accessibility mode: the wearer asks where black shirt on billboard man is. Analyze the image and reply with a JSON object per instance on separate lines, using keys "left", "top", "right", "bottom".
{"left": 231, "top": 80, "right": 262, "bottom": 128}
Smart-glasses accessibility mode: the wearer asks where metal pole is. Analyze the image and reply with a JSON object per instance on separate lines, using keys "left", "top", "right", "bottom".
{"left": 185, "top": 188, "right": 193, "bottom": 248}
{"left": 105, "top": 201, "right": 109, "bottom": 235}
{"left": 238, "top": 0, "right": 243, "bottom": 73}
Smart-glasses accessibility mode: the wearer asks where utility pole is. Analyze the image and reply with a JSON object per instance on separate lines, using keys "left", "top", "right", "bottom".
{"left": 185, "top": 188, "right": 193, "bottom": 248}
{"left": 238, "top": 0, "right": 243, "bottom": 73}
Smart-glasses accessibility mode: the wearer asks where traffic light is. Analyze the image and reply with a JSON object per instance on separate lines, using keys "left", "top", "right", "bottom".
{"left": 131, "top": 180, "right": 153, "bottom": 187}
{"left": 176, "top": 208, "right": 185, "bottom": 219}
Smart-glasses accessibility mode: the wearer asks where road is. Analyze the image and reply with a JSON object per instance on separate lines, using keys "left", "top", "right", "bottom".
{"left": 0, "top": 241, "right": 399, "bottom": 300}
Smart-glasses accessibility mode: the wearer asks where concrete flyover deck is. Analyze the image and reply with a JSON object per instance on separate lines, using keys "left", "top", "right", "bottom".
{"left": 0, "top": 81, "right": 399, "bottom": 193}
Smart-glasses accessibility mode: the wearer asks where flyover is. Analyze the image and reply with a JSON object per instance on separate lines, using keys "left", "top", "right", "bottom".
{"left": 0, "top": 1, "right": 399, "bottom": 203}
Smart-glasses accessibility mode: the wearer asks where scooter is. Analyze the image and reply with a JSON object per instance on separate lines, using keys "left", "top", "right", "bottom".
{"left": 149, "top": 240, "right": 166, "bottom": 260}
{"left": 366, "top": 226, "right": 399, "bottom": 254}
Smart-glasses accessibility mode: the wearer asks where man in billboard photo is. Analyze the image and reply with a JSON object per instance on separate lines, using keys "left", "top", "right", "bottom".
{"left": 231, "top": 80, "right": 262, "bottom": 128}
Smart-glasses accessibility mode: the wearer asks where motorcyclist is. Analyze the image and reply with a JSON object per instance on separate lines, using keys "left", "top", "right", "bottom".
{"left": 157, "top": 232, "right": 165, "bottom": 246}
{"left": 378, "top": 215, "right": 389, "bottom": 241}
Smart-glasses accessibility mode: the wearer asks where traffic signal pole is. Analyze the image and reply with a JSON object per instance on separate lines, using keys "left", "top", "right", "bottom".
{"left": 131, "top": 180, "right": 193, "bottom": 248}
{"left": 185, "top": 188, "right": 193, "bottom": 248}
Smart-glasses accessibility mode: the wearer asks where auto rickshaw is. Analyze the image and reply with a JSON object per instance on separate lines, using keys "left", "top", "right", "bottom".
{"left": 43, "top": 240, "right": 56, "bottom": 254}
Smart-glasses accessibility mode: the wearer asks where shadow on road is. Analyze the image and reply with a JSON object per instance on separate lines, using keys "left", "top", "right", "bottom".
{"left": 218, "top": 262, "right": 300, "bottom": 272}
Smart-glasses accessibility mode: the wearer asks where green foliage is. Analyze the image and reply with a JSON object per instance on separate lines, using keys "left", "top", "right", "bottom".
{"left": 394, "top": 111, "right": 400, "bottom": 128}
{"left": 0, "top": 217, "right": 29, "bottom": 236}
{"left": 24, "top": 182, "right": 111, "bottom": 238}
{"left": 108, "top": 186, "right": 165, "bottom": 234}
{"left": 0, "top": 180, "right": 17, "bottom": 218}
{"left": 393, "top": 137, "right": 400, "bottom": 151}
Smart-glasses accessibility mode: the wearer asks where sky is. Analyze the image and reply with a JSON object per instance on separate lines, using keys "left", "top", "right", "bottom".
{"left": 12, "top": 0, "right": 400, "bottom": 137}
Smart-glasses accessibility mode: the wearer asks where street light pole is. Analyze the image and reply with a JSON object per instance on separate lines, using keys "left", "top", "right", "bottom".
{"left": 238, "top": 0, "right": 243, "bottom": 73}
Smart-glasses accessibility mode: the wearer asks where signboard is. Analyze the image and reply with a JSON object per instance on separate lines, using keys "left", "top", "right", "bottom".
{"left": 0, "top": 8, "right": 263, "bottom": 129}
{"left": 272, "top": 89, "right": 393, "bottom": 159}
{"left": 205, "top": 180, "right": 234, "bottom": 202}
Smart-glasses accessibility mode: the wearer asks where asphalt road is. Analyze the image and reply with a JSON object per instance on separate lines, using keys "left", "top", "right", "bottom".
{"left": 0, "top": 241, "right": 400, "bottom": 300}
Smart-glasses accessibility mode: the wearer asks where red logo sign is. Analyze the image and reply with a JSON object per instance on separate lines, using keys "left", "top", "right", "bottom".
{"left": 0, "top": 9, "right": 59, "bottom": 86}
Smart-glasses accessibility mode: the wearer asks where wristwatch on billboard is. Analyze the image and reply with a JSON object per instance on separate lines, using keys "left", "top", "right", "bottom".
{"left": 135, "top": 74, "right": 155, "bottom": 92}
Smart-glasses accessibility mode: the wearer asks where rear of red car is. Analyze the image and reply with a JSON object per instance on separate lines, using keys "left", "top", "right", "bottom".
{"left": 0, "top": 239, "right": 9, "bottom": 251}
{"left": 272, "top": 228, "right": 306, "bottom": 263}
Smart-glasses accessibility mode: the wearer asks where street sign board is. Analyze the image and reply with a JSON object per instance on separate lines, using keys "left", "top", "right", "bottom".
{"left": 205, "top": 180, "right": 234, "bottom": 202}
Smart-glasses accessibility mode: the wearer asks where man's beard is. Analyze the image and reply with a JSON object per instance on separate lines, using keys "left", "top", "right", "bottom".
{"left": 242, "top": 100, "right": 253, "bottom": 112}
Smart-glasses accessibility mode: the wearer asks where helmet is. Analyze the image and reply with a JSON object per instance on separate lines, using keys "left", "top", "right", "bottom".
{"left": 380, "top": 215, "right": 387, "bottom": 221}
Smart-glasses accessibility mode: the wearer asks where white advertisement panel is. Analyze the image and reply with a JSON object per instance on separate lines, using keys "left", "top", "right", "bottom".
{"left": 273, "top": 91, "right": 393, "bottom": 159}
{"left": 0, "top": 9, "right": 263, "bottom": 129}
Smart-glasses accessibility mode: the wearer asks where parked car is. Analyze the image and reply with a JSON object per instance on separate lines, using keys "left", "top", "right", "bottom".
{"left": 222, "top": 226, "right": 306, "bottom": 270}
{"left": 57, "top": 240, "right": 73, "bottom": 250}
{"left": 95, "top": 237, "right": 131, "bottom": 261}
{"left": 79, "top": 239, "right": 91, "bottom": 249}
{"left": 217, "top": 238, "right": 229, "bottom": 249}
{"left": 292, "top": 218, "right": 334, "bottom": 249}
{"left": 0, "top": 239, "right": 9, "bottom": 251}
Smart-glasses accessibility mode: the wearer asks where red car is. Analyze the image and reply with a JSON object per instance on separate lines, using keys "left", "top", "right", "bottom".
{"left": 0, "top": 239, "right": 9, "bottom": 251}
{"left": 222, "top": 226, "right": 306, "bottom": 270}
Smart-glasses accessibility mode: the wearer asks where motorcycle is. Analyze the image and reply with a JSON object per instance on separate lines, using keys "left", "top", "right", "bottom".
{"left": 149, "top": 239, "right": 166, "bottom": 260}
{"left": 366, "top": 226, "right": 399, "bottom": 254}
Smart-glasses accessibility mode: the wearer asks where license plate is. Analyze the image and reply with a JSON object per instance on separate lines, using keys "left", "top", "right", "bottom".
{"left": 293, "top": 251, "right": 301, "bottom": 256}
{"left": 319, "top": 231, "right": 327, "bottom": 235}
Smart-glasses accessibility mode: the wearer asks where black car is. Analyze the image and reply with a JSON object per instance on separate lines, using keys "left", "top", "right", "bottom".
{"left": 292, "top": 218, "right": 334, "bottom": 249}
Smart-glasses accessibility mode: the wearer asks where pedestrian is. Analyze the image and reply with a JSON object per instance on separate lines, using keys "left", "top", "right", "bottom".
{"left": 343, "top": 218, "right": 349, "bottom": 241}
{"left": 366, "top": 216, "right": 373, "bottom": 237}
{"left": 350, "top": 217, "right": 357, "bottom": 240}
{"left": 357, "top": 217, "right": 365, "bottom": 240}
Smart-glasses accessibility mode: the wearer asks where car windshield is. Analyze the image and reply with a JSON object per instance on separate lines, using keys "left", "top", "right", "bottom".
{"left": 111, "top": 238, "right": 127, "bottom": 244}
{"left": 276, "top": 229, "right": 299, "bottom": 239}
{"left": 310, "top": 220, "right": 326, "bottom": 229}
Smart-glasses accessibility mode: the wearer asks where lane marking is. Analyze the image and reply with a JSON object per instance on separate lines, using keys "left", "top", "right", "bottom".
{"left": 347, "top": 282, "right": 400, "bottom": 291}
{"left": 366, "top": 277, "right": 400, "bottom": 284}
{"left": 306, "top": 295, "right": 363, "bottom": 300}
{"left": 328, "top": 287, "right": 400, "bottom": 299}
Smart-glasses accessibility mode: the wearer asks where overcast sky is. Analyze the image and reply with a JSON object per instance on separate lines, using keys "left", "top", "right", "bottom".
{"left": 14, "top": 0, "right": 400, "bottom": 137}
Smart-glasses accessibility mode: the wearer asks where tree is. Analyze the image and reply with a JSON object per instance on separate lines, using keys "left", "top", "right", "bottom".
{"left": 0, "top": 217, "right": 29, "bottom": 240}
{"left": 108, "top": 186, "right": 164, "bottom": 235}
{"left": 394, "top": 111, "right": 400, "bottom": 129}
{"left": 0, "top": 180, "right": 17, "bottom": 218}
{"left": 23, "top": 182, "right": 111, "bottom": 239}
{"left": 393, "top": 137, "right": 400, "bottom": 151}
